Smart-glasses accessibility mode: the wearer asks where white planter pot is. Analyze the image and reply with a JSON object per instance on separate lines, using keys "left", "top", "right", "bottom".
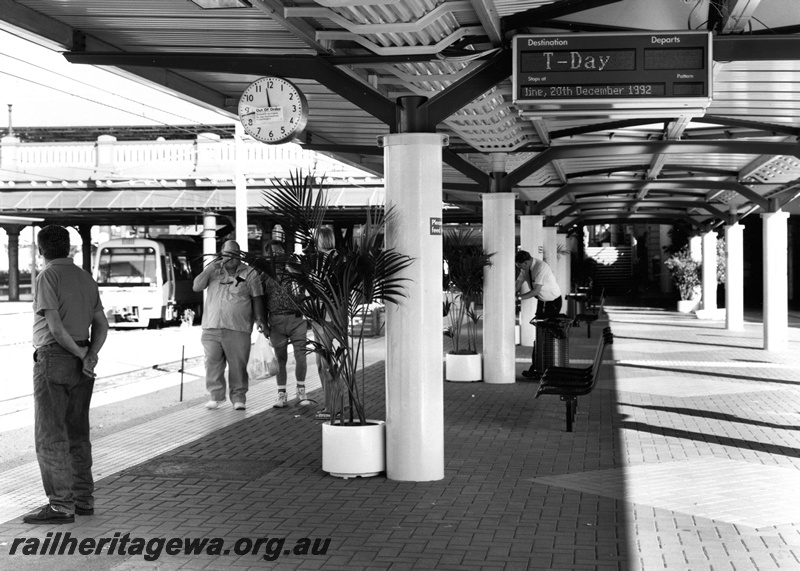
{"left": 321, "top": 420, "right": 385, "bottom": 478}
{"left": 677, "top": 299, "right": 699, "bottom": 313}
{"left": 445, "top": 353, "right": 482, "bottom": 382}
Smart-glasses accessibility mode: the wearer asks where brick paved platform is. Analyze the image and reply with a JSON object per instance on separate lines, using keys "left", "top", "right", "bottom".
{"left": 1, "top": 304, "right": 799, "bottom": 570}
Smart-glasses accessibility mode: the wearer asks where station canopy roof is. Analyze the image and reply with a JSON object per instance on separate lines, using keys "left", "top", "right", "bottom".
{"left": 2, "top": 0, "right": 800, "bottom": 230}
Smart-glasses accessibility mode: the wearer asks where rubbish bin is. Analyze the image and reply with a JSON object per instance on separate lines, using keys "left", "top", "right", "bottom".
{"left": 566, "top": 292, "right": 587, "bottom": 319}
{"left": 530, "top": 315, "right": 573, "bottom": 379}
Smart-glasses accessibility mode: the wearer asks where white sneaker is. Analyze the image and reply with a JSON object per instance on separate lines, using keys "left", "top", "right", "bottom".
{"left": 273, "top": 392, "right": 288, "bottom": 408}
{"left": 233, "top": 402, "right": 246, "bottom": 410}
{"left": 297, "top": 386, "right": 307, "bottom": 401}
{"left": 205, "top": 400, "right": 223, "bottom": 410}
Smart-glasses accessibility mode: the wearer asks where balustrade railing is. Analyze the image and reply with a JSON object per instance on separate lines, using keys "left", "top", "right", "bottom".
{"left": 1, "top": 136, "right": 368, "bottom": 181}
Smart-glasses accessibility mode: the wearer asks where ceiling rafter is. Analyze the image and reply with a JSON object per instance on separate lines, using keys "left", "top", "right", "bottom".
{"left": 534, "top": 179, "right": 770, "bottom": 214}
{"left": 64, "top": 51, "right": 399, "bottom": 126}
{"left": 506, "top": 141, "right": 800, "bottom": 190}
{"left": 501, "top": 0, "right": 624, "bottom": 35}
{"left": 249, "top": 0, "right": 331, "bottom": 54}
{"left": 6, "top": 0, "right": 800, "bottom": 227}
{"left": 570, "top": 213, "right": 704, "bottom": 229}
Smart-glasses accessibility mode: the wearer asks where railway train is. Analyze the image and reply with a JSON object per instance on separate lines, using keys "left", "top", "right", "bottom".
{"left": 93, "top": 236, "right": 204, "bottom": 328}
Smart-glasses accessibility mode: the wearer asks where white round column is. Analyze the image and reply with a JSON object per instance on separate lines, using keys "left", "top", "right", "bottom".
{"left": 701, "top": 231, "right": 717, "bottom": 310}
{"left": 725, "top": 222, "right": 744, "bottom": 330}
{"left": 762, "top": 210, "right": 789, "bottom": 351}
{"left": 519, "top": 215, "right": 544, "bottom": 346}
{"left": 659, "top": 225, "right": 672, "bottom": 293}
{"left": 556, "top": 232, "right": 569, "bottom": 300}
{"left": 381, "top": 133, "right": 446, "bottom": 482}
{"left": 202, "top": 213, "right": 217, "bottom": 265}
{"left": 482, "top": 193, "right": 518, "bottom": 384}
{"left": 544, "top": 227, "right": 558, "bottom": 271}
{"left": 234, "top": 123, "right": 249, "bottom": 251}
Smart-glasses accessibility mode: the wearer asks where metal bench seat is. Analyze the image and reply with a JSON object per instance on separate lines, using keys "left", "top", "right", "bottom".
{"left": 535, "top": 332, "right": 613, "bottom": 432}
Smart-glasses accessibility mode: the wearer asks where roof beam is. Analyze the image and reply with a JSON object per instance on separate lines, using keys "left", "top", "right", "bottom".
{"left": 0, "top": 8, "right": 228, "bottom": 114}
{"left": 647, "top": 154, "right": 668, "bottom": 180}
{"left": 773, "top": 184, "right": 800, "bottom": 210}
{"left": 501, "top": 0, "right": 624, "bottom": 35}
{"left": 549, "top": 118, "right": 670, "bottom": 139}
{"left": 63, "top": 52, "right": 398, "bottom": 126}
{"left": 0, "top": 0, "right": 74, "bottom": 49}
{"left": 700, "top": 116, "right": 800, "bottom": 139}
{"left": 442, "top": 149, "right": 492, "bottom": 188}
{"left": 568, "top": 199, "right": 721, "bottom": 210}
{"left": 302, "top": 144, "right": 383, "bottom": 156}
{"left": 568, "top": 165, "right": 740, "bottom": 179}
{"left": 506, "top": 140, "right": 800, "bottom": 189}
{"left": 250, "top": 0, "right": 330, "bottom": 53}
{"left": 705, "top": 184, "right": 770, "bottom": 210}
{"left": 421, "top": 49, "right": 512, "bottom": 128}
{"left": 533, "top": 179, "right": 768, "bottom": 213}
{"left": 717, "top": 0, "right": 764, "bottom": 34}
{"left": 527, "top": 20, "right": 644, "bottom": 34}
{"left": 707, "top": 0, "right": 727, "bottom": 34}
{"left": 467, "top": 0, "right": 502, "bottom": 45}
{"left": 713, "top": 35, "right": 800, "bottom": 61}
{"left": 571, "top": 213, "right": 703, "bottom": 229}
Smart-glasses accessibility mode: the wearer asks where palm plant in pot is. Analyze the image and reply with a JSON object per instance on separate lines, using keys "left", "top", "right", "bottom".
{"left": 664, "top": 245, "right": 701, "bottom": 313}
{"left": 442, "top": 227, "right": 493, "bottom": 382}
{"left": 246, "top": 170, "right": 413, "bottom": 478}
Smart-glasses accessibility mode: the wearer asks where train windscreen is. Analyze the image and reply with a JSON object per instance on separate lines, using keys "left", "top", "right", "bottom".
{"left": 96, "top": 247, "right": 158, "bottom": 286}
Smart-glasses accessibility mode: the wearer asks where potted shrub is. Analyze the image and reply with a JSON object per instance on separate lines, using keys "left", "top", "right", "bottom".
{"left": 246, "top": 171, "right": 413, "bottom": 478}
{"left": 442, "top": 227, "right": 493, "bottom": 381}
{"left": 664, "top": 245, "right": 701, "bottom": 313}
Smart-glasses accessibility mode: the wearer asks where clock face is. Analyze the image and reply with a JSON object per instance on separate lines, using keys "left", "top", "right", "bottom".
{"left": 237, "top": 77, "right": 308, "bottom": 144}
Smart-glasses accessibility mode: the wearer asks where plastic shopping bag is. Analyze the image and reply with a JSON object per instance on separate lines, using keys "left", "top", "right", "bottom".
{"left": 247, "top": 335, "right": 279, "bottom": 380}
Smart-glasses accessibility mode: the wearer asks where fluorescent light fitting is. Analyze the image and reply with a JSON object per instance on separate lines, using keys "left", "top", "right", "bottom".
{"left": 187, "top": 0, "right": 251, "bottom": 8}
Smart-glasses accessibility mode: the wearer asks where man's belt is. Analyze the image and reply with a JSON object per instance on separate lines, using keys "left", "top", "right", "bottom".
{"left": 38, "top": 340, "right": 90, "bottom": 348}
{"left": 271, "top": 310, "right": 302, "bottom": 316}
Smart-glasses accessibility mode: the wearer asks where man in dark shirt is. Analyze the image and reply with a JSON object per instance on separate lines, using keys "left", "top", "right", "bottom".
{"left": 24, "top": 225, "right": 108, "bottom": 525}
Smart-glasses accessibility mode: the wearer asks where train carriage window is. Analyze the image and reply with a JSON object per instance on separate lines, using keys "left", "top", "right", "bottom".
{"left": 97, "top": 247, "right": 158, "bottom": 285}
